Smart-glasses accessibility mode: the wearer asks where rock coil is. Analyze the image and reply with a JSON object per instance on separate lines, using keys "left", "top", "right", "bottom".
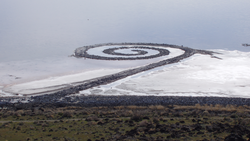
{"left": 2, "top": 42, "right": 247, "bottom": 109}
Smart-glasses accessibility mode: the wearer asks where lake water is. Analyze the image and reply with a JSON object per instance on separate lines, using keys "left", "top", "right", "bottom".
{"left": 1, "top": 0, "right": 250, "bottom": 62}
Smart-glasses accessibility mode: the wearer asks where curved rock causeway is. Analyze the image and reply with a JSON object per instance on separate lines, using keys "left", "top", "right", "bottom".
{"left": 1, "top": 42, "right": 249, "bottom": 109}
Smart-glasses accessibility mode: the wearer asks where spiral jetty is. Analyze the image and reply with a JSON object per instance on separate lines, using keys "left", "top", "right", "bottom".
{"left": 1, "top": 43, "right": 250, "bottom": 109}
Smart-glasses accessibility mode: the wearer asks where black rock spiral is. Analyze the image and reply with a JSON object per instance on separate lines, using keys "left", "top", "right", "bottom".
{"left": 103, "top": 47, "right": 148, "bottom": 56}
{"left": 0, "top": 43, "right": 224, "bottom": 108}
{"left": 78, "top": 46, "right": 170, "bottom": 60}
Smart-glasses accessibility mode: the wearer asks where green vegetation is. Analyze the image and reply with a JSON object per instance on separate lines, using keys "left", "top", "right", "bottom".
{"left": 0, "top": 104, "right": 250, "bottom": 141}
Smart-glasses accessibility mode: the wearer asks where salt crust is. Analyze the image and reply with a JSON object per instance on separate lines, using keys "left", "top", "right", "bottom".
{"left": 1, "top": 49, "right": 250, "bottom": 98}
{"left": 77, "top": 50, "right": 250, "bottom": 98}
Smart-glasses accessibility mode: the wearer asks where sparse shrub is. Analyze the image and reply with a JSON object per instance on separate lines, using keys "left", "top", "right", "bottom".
{"left": 152, "top": 117, "right": 159, "bottom": 124}
{"left": 225, "top": 105, "right": 236, "bottom": 112}
{"left": 131, "top": 113, "right": 143, "bottom": 122}
{"left": 33, "top": 121, "right": 38, "bottom": 125}
{"left": 14, "top": 112, "right": 21, "bottom": 117}
{"left": 15, "top": 110, "right": 24, "bottom": 115}
{"left": 230, "top": 113, "right": 238, "bottom": 118}
{"left": 194, "top": 104, "right": 201, "bottom": 109}
{"left": 46, "top": 114, "right": 54, "bottom": 119}
{"left": 120, "top": 110, "right": 133, "bottom": 117}
{"left": 29, "top": 126, "right": 35, "bottom": 130}
{"left": 214, "top": 104, "right": 223, "bottom": 111}
{"left": 202, "top": 110, "right": 211, "bottom": 117}
{"left": 143, "top": 116, "right": 150, "bottom": 119}
{"left": 238, "top": 106, "right": 244, "bottom": 110}
{"left": 1, "top": 122, "right": 10, "bottom": 127}
{"left": 173, "top": 112, "right": 183, "bottom": 117}
{"left": 86, "top": 115, "right": 99, "bottom": 121}
{"left": 92, "top": 110, "right": 100, "bottom": 115}
{"left": 99, "top": 111, "right": 108, "bottom": 116}
{"left": 89, "top": 121, "right": 97, "bottom": 125}
{"left": 42, "top": 123, "right": 49, "bottom": 127}
{"left": 148, "top": 105, "right": 155, "bottom": 110}
{"left": 115, "top": 118, "right": 123, "bottom": 123}
{"left": 97, "top": 121, "right": 104, "bottom": 125}
{"left": 5, "top": 111, "right": 14, "bottom": 117}
{"left": 16, "top": 126, "right": 21, "bottom": 130}
{"left": 23, "top": 110, "right": 32, "bottom": 116}
{"left": 62, "top": 111, "right": 73, "bottom": 118}
{"left": 58, "top": 112, "right": 63, "bottom": 116}
{"left": 138, "top": 120, "right": 148, "bottom": 127}
{"left": 189, "top": 110, "right": 198, "bottom": 116}
{"left": 159, "top": 111, "right": 168, "bottom": 116}
{"left": 239, "top": 118, "right": 250, "bottom": 126}
{"left": 80, "top": 110, "right": 90, "bottom": 115}
{"left": 236, "top": 111, "right": 248, "bottom": 118}
{"left": 223, "top": 117, "right": 231, "bottom": 121}
{"left": 180, "top": 120, "right": 185, "bottom": 123}
{"left": 195, "top": 110, "right": 202, "bottom": 115}
{"left": 243, "top": 105, "right": 250, "bottom": 110}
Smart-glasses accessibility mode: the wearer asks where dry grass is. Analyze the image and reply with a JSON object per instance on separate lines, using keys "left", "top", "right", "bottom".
{"left": 126, "top": 105, "right": 147, "bottom": 110}
{"left": 149, "top": 105, "right": 166, "bottom": 110}
{"left": 119, "top": 110, "right": 133, "bottom": 117}
{"left": 114, "top": 106, "right": 125, "bottom": 110}
{"left": 173, "top": 104, "right": 250, "bottom": 112}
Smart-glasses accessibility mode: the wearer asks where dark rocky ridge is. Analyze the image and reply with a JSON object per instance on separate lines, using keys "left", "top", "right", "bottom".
{"left": 2, "top": 96, "right": 250, "bottom": 110}
{"left": 80, "top": 46, "right": 170, "bottom": 60}
{"left": 1, "top": 42, "right": 248, "bottom": 109}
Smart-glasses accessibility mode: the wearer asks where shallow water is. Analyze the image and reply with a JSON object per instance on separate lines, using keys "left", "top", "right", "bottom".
{"left": 1, "top": 0, "right": 250, "bottom": 62}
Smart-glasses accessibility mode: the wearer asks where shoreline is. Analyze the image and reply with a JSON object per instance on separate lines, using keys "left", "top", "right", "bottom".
{"left": 1, "top": 95, "right": 250, "bottom": 110}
